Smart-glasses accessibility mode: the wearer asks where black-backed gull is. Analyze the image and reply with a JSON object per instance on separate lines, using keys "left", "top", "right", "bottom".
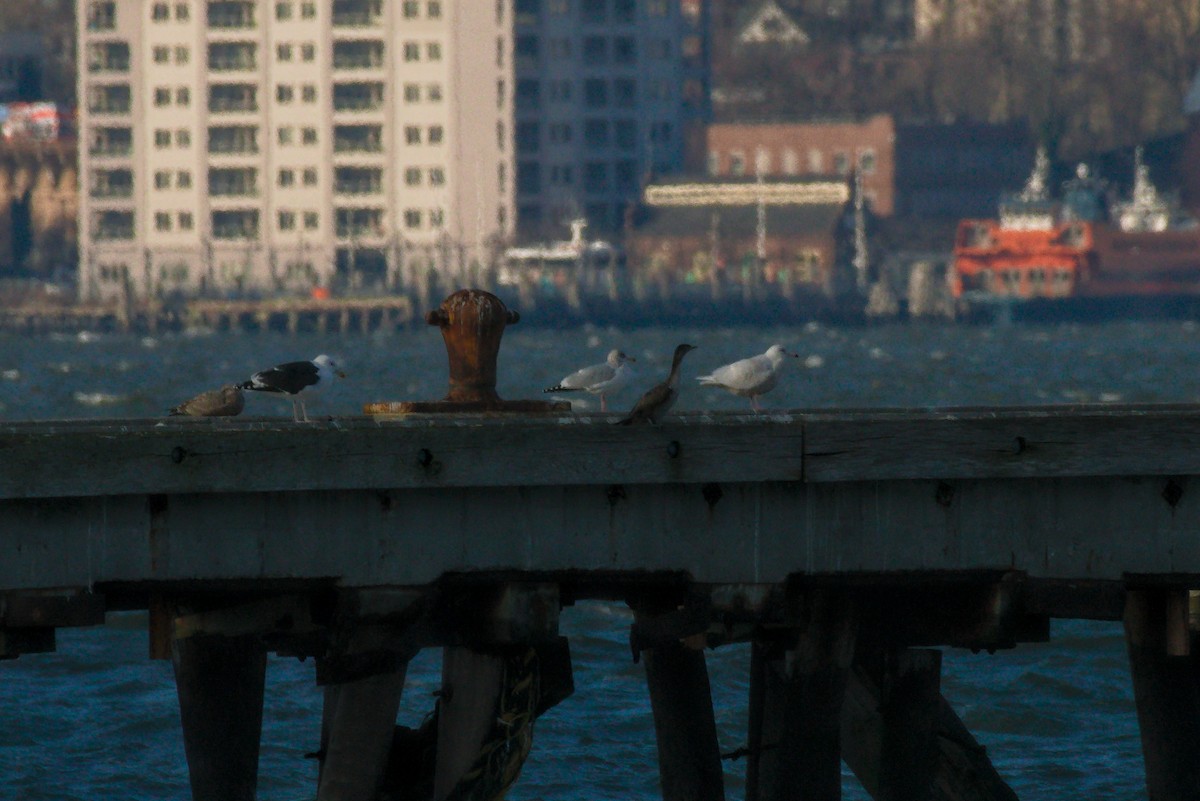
{"left": 238, "top": 354, "right": 344, "bottom": 422}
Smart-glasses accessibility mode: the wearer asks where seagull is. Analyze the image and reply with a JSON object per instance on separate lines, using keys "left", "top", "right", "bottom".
{"left": 543, "top": 349, "right": 636, "bottom": 412}
{"left": 617, "top": 343, "right": 696, "bottom": 425}
{"left": 696, "top": 344, "right": 799, "bottom": 412}
{"left": 238, "top": 354, "right": 345, "bottom": 422}
{"left": 168, "top": 384, "right": 245, "bottom": 417}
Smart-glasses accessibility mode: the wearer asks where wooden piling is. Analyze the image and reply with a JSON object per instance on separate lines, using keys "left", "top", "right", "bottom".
{"left": 433, "top": 646, "right": 507, "bottom": 800}
{"left": 746, "top": 639, "right": 787, "bottom": 801}
{"left": 770, "top": 592, "right": 857, "bottom": 801}
{"left": 1124, "top": 588, "right": 1200, "bottom": 800}
{"left": 171, "top": 634, "right": 266, "bottom": 801}
{"left": 877, "top": 649, "right": 941, "bottom": 801}
{"left": 641, "top": 638, "right": 726, "bottom": 801}
{"left": 317, "top": 668, "right": 408, "bottom": 801}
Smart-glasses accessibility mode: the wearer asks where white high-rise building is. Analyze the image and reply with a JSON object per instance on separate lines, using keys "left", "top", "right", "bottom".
{"left": 77, "top": 0, "right": 513, "bottom": 301}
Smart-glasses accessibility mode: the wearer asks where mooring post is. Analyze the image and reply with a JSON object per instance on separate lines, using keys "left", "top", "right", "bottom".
{"left": 171, "top": 634, "right": 266, "bottom": 801}
{"left": 316, "top": 668, "right": 408, "bottom": 801}
{"left": 1124, "top": 588, "right": 1200, "bottom": 800}
{"left": 771, "top": 592, "right": 857, "bottom": 801}
{"left": 640, "top": 637, "right": 726, "bottom": 801}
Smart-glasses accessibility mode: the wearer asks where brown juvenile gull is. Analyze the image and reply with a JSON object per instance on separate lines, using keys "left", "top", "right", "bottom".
{"left": 543, "top": 349, "right": 636, "bottom": 412}
{"left": 617, "top": 343, "right": 696, "bottom": 425}
{"left": 168, "top": 384, "right": 245, "bottom": 417}
{"left": 696, "top": 344, "right": 799, "bottom": 412}
{"left": 238, "top": 354, "right": 345, "bottom": 422}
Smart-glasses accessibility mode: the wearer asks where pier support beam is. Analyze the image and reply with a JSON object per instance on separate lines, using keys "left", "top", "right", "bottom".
{"left": 1124, "top": 588, "right": 1200, "bottom": 801}
{"left": 317, "top": 668, "right": 408, "bottom": 801}
{"left": 771, "top": 592, "right": 857, "bottom": 801}
{"left": 641, "top": 638, "right": 726, "bottom": 801}
{"left": 172, "top": 634, "right": 266, "bottom": 801}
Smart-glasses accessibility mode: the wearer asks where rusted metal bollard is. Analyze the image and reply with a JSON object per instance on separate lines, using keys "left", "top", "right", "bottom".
{"left": 364, "top": 289, "right": 570, "bottom": 414}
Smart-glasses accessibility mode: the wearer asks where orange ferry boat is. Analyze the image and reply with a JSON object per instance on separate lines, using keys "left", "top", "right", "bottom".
{"left": 951, "top": 148, "right": 1200, "bottom": 320}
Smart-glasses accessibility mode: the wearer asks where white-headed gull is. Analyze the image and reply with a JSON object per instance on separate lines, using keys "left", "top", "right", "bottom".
{"left": 238, "top": 354, "right": 344, "bottom": 422}
{"left": 617, "top": 343, "right": 696, "bottom": 425}
{"left": 169, "top": 384, "right": 245, "bottom": 417}
{"left": 544, "top": 349, "right": 636, "bottom": 412}
{"left": 697, "top": 344, "right": 798, "bottom": 412}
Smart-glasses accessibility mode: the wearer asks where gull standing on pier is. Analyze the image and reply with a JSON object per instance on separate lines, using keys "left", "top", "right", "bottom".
{"left": 543, "top": 349, "right": 636, "bottom": 412}
{"left": 168, "top": 384, "right": 245, "bottom": 417}
{"left": 697, "top": 344, "right": 799, "bottom": 412}
{"left": 617, "top": 343, "right": 696, "bottom": 425}
{"left": 238, "top": 354, "right": 345, "bottom": 422}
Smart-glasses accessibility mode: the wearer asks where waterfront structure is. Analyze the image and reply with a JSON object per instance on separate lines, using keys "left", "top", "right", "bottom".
{"left": 625, "top": 175, "right": 853, "bottom": 297}
{"left": 0, "top": 140, "right": 78, "bottom": 278}
{"left": 511, "top": 0, "right": 709, "bottom": 239}
{"left": 76, "top": 0, "right": 513, "bottom": 302}
{"left": 697, "top": 114, "right": 895, "bottom": 215}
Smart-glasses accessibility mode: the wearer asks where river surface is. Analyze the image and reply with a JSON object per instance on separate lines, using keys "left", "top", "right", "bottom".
{"left": 4, "top": 318, "right": 1199, "bottom": 800}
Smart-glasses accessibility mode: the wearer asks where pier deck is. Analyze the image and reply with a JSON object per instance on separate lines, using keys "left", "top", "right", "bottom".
{"left": 4, "top": 407, "right": 1200, "bottom": 800}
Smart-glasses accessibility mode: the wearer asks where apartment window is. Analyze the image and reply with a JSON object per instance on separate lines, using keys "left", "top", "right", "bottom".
{"left": 301, "top": 43, "right": 315, "bottom": 61}
{"left": 427, "top": 42, "right": 441, "bottom": 61}
{"left": 303, "top": 211, "right": 318, "bottom": 229}
{"left": 154, "top": 88, "right": 171, "bottom": 107}
{"left": 549, "top": 123, "right": 572, "bottom": 144}
{"left": 153, "top": 46, "right": 170, "bottom": 64}
{"left": 582, "top": 0, "right": 605, "bottom": 23}
{"left": 404, "top": 209, "right": 422, "bottom": 228}
{"left": 152, "top": 3, "right": 169, "bottom": 21}
{"left": 178, "top": 171, "right": 192, "bottom": 188}
{"left": 428, "top": 1, "right": 441, "bottom": 18}
{"left": 155, "top": 212, "right": 172, "bottom": 231}
{"left": 583, "top": 37, "right": 606, "bottom": 63}
{"left": 277, "top": 85, "right": 294, "bottom": 103}
{"left": 404, "top": 84, "right": 420, "bottom": 102}
{"left": 428, "top": 125, "right": 443, "bottom": 144}
{"left": 516, "top": 80, "right": 540, "bottom": 109}
{"left": 405, "top": 168, "right": 421, "bottom": 186}
{"left": 405, "top": 126, "right": 421, "bottom": 145}
{"left": 279, "top": 169, "right": 295, "bottom": 186}
{"left": 404, "top": 42, "right": 420, "bottom": 62}
{"left": 301, "top": 2, "right": 315, "bottom": 18}
{"left": 614, "top": 78, "right": 635, "bottom": 107}
{"left": 584, "top": 79, "right": 607, "bottom": 108}
{"left": 550, "top": 165, "right": 573, "bottom": 185}
{"left": 497, "top": 122, "right": 505, "bottom": 150}
{"left": 859, "top": 149, "right": 877, "bottom": 175}
{"left": 155, "top": 129, "right": 171, "bottom": 147}
{"left": 303, "top": 168, "right": 317, "bottom": 185}
{"left": 516, "top": 122, "right": 539, "bottom": 154}
{"left": 176, "top": 129, "right": 191, "bottom": 147}
{"left": 175, "top": 46, "right": 190, "bottom": 64}
{"left": 430, "top": 208, "right": 445, "bottom": 227}
{"left": 277, "top": 43, "right": 293, "bottom": 60}
{"left": 176, "top": 88, "right": 190, "bottom": 106}
{"left": 279, "top": 210, "right": 296, "bottom": 230}
{"left": 428, "top": 84, "right": 442, "bottom": 102}
{"left": 155, "top": 171, "right": 171, "bottom": 189}
{"left": 429, "top": 168, "right": 445, "bottom": 186}
{"left": 517, "top": 162, "right": 540, "bottom": 194}
{"left": 279, "top": 126, "right": 293, "bottom": 145}
{"left": 87, "top": 2, "right": 117, "bottom": 31}
{"left": 614, "top": 119, "right": 636, "bottom": 150}
{"left": 403, "top": 0, "right": 419, "bottom": 17}
{"left": 176, "top": 2, "right": 189, "bottom": 20}
{"left": 584, "top": 119, "right": 609, "bottom": 149}
{"left": 302, "top": 85, "right": 316, "bottom": 103}
{"left": 276, "top": 2, "right": 292, "bottom": 20}
{"left": 614, "top": 37, "right": 635, "bottom": 64}
{"left": 584, "top": 162, "right": 608, "bottom": 193}
{"left": 614, "top": 0, "right": 635, "bottom": 22}
{"left": 302, "top": 127, "right": 317, "bottom": 144}
{"left": 179, "top": 212, "right": 194, "bottom": 230}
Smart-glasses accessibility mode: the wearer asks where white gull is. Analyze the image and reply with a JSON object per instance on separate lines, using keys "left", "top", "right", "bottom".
{"left": 697, "top": 344, "right": 798, "bottom": 412}
{"left": 543, "top": 349, "right": 636, "bottom": 412}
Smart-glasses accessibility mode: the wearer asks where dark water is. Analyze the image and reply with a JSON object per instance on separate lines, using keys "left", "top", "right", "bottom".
{"left": 4, "top": 318, "right": 1195, "bottom": 800}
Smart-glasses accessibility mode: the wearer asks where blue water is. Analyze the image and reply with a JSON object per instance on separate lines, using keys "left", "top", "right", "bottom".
{"left": 4, "top": 317, "right": 1195, "bottom": 800}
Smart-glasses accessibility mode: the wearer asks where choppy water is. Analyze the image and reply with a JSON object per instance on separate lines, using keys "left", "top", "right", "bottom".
{"left": 4, "top": 317, "right": 1198, "bottom": 800}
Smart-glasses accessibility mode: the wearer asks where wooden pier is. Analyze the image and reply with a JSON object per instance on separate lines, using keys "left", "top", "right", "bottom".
{"left": 4, "top": 405, "right": 1200, "bottom": 800}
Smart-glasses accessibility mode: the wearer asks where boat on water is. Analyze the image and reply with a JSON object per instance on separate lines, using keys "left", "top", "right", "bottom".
{"left": 950, "top": 147, "right": 1200, "bottom": 322}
